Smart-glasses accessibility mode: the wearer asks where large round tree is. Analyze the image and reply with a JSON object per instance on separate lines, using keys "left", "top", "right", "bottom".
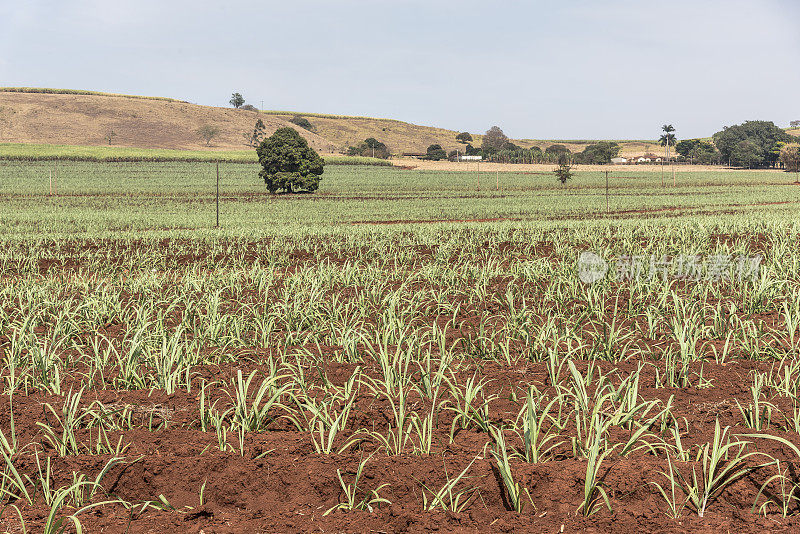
{"left": 257, "top": 127, "right": 324, "bottom": 193}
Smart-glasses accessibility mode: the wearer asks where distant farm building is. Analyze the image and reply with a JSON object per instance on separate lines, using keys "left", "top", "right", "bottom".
{"left": 459, "top": 155, "right": 482, "bottom": 161}
{"left": 635, "top": 154, "right": 663, "bottom": 163}
{"left": 611, "top": 157, "right": 627, "bottom": 164}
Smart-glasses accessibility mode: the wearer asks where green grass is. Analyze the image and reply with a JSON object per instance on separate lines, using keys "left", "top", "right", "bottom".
{"left": 0, "top": 143, "right": 391, "bottom": 166}
{"left": 260, "top": 110, "right": 398, "bottom": 122}
{"left": 0, "top": 161, "right": 797, "bottom": 236}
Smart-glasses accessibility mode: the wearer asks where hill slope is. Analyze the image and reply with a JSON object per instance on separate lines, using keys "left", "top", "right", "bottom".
{"left": 263, "top": 111, "right": 475, "bottom": 154}
{"left": 0, "top": 88, "right": 666, "bottom": 157}
{"left": 0, "top": 91, "right": 337, "bottom": 152}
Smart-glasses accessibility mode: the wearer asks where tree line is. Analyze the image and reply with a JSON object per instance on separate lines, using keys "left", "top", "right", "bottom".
{"left": 227, "top": 90, "right": 800, "bottom": 170}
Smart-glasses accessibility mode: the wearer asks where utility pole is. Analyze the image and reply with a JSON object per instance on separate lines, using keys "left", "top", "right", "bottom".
{"left": 476, "top": 161, "right": 480, "bottom": 191}
{"left": 668, "top": 139, "right": 674, "bottom": 186}
{"left": 605, "top": 170, "right": 610, "bottom": 213}
{"left": 54, "top": 164, "right": 58, "bottom": 195}
{"left": 496, "top": 170, "right": 499, "bottom": 192}
{"left": 215, "top": 162, "right": 220, "bottom": 228}
{"left": 49, "top": 169, "right": 52, "bottom": 196}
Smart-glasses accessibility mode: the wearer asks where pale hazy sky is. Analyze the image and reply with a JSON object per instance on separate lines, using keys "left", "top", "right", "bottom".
{"left": 1, "top": 0, "right": 798, "bottom": 140}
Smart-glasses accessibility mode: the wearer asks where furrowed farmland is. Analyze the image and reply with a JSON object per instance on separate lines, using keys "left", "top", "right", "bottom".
{"left": 2, "top": 161, "right": 800, "bottom": 532}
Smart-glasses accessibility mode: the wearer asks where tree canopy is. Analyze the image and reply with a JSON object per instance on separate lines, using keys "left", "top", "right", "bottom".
{"left": 779, "top": 143, "right": 800, "bottom": 172}
{"left": 229, "top": 93, "right": 245, "bottom": 109}
{"left": 481, "top": 126, "right": 508, "bottom": 154}
{"left": 456, "top": 132, "right": 473, "bottom": 144}
{"left": 659, "top": 124, "right": 676, "bottom": 148}
{"left": 675, "top": 139, "right": 720, "bottom": 164}
{"left": 244, "top": 119, "right": 266, "bottom": 147}
{"left": 257, "top": 127, "right": 324, "bottom": 194}
{"left": 545, "top": 144, "right": 570, "bottom": 156}
{"left": 347, "top": 138, "right": 390, "bottom": 159}
{"left": 574, "top": 142, "right": 621, "bottom": 164}
{"left": 424, "top": 144, "right": 447, "bottom": 161}
{"left": 712, "top": 120, "right": 792, "bottom": 167}
{"left": 464, "top": 144, "right": 481, "bottom": 156}
{"left": 197, "top": 124, "right": 220, "bottom": 146}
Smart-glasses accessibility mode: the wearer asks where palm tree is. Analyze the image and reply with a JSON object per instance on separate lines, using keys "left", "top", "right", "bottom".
{"left": 659, "top": 124, "right": 677, "bottom": 186}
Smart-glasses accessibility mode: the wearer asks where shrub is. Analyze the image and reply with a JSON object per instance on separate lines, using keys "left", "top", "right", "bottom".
{"left": 289, "top": 116, "right": 313, "bottom": 130}
{"left": 554, "top": 161, "right": 573, "bottom": 184}
{"left": 424, "top": 144, "right": 447, "bottom": 161}
{"left": 197, "top": 124, "right": 220, "bottom": 146}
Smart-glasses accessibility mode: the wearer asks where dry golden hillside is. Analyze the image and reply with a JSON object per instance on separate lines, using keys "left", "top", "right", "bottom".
{"left": 0, "top": 91, "right": 338, "bottom": 152}
{"left": 265, "top": 113, "right": 472, "bottom": 154}
{"left": 0, "top": 89, "right": 667, "bottom": 157}
{"left": 266, "top": 114, "right": 666, "bottom": 156}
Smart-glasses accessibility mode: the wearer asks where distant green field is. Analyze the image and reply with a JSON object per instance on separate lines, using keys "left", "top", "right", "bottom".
{"left": 0, "top": 86, "right": 183, "bottom": 102}
{"left": 0, "top": 143, "right": 391, "bottom": 166}
{"left": 1, "top": 160, "right": 797, "bottom": 236}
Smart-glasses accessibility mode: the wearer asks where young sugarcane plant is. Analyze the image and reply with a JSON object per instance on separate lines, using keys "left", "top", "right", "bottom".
{"left": 677, "top": 420, "right": 768, "bottom": 517}
{"left": 650, "top": 453, "right": 691, "bottom": 518}
{"left": 37, "top": 388, "right": 89, "bottom": 456}
{"left": 490, "top": 427, "right": 534, "bottom": 513}
{"left": 514, "top": 387, "right": 564, "bottom": 463}
{"left": 745, "top": 433, "right": 800, "bottom": 516}
{"left": 735, "top": 373, "right": 775, "bottom": 431}
{"left": 308, "top": 395, "right": 361, "bottom": 455}
{"left": 419, "top": 456, "right": 482, "bottom": 513}
{"left": 324, "top": 454, "right": 391, "bottom": 515}
{"left": 753, "top": 459, "right": 799, "bottom": 517}
{"left": 577, "top": 417, "right": 615, "bottom": 516}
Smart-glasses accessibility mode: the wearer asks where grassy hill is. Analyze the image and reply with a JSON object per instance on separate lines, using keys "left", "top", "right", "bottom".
{"left": 262, "top": 111, "right": 471, "bottom": 154}
{"left": 0, "top": 87, "right": 665, "bottom": 157}
{"left": 0, "top": 89, "right": 338, "bottom": 152}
